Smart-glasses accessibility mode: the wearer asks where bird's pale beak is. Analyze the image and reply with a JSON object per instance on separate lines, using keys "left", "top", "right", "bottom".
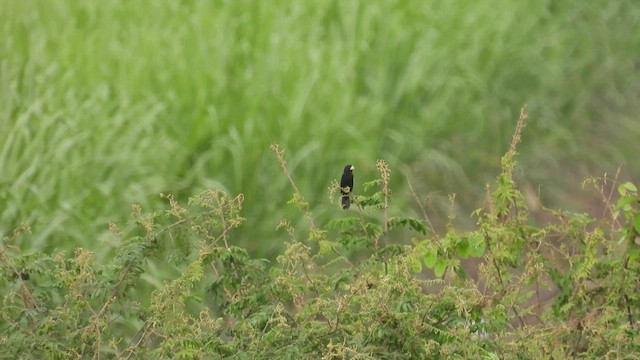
{"left": 350, "top": 165, "right": 355, "bottom": 171}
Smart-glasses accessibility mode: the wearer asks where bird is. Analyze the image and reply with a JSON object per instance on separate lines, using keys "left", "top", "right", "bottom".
{"left": 340, "top": 165, "right": 355, "bottom": 209}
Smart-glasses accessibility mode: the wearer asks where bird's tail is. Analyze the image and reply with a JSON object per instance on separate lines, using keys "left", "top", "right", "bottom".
{"left": 341, "top": 195, "right": 350, "bottom": 209}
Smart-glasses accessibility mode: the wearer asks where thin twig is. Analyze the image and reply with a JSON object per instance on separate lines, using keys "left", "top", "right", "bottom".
{"left": 124, "top": 325, "right": 148, "bottom": 360}
{"left": 406, "top": 173, "right": 437, "bottom": 238}
{"left": 271, "top": 143, "right": 317, "bottom": 229}
{"left": 331, "top": 246, "right": 354, "bottom": 267}
{"left": 214, "top": 196, "right": 230, "bottom": 249}
{"left": 377, "top": 160, "right": 391, "bottom": 247}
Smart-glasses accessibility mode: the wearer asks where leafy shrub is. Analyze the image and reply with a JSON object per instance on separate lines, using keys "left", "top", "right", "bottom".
{"left": 1, "top": 109, "right": 638, "bottom": 359}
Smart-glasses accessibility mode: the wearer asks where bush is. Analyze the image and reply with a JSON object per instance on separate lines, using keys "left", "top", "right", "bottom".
{"left": 1, "top": 109, "right": 638, "bottom": 359}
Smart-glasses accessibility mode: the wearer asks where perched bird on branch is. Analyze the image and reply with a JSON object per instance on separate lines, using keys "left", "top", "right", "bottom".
{"left": 341, "top": 165, "right": 355, "bottom": 209}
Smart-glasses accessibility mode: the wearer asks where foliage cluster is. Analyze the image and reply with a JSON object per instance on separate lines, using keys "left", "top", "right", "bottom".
{"left": 2, "top": 1, "right": 640, "bottom": 257}
{"left": 1, "top": 111, "right": 639, "bottom": 359}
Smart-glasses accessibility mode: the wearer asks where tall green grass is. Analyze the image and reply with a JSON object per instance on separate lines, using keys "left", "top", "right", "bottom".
{"left": 1, "top": 0, "right": 639, "bottom": 258}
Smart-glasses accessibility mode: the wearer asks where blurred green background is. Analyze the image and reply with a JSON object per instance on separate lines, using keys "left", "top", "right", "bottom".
{"left": 1, "top": 0, "right": 639, "bottom": 259}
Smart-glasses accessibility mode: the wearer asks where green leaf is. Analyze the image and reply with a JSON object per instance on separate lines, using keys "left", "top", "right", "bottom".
{"left": 617, "top": 196, "right": 636, "bottom": 210}
{"left": 332, "top": 272, "right": 354, "bottom": 291}
{"left": 423, "top": 248, "right": 438, "bottom": 268}
{"left": 379, "top": 244, "right": 404, "bottom": 257}
{"left": 634, "top": 214, "right": 640, "bottom": 234}
{"left": 362, "top": 179, "right": 382, "bottom": 192}
{"left": 456, "top": 238, "right": 470, "bottom": 258}
{"left": 453, "top": 265, "right": 467, "bottom": 279}
{"left": 388, "top": 216, "right": 428, "bottom": 235}
{"left": 624, "top": 182, "right": 638, "bottom": 193}
{"left": 468, "top": 233, "right": 486, "bottom": 257}
{"left": 327, "top": 217, "right": 361, "bottom": 229}
{"left": 358, "top": 192, "right": 384, "bottom": 208}
{"left": 628, "top": 247, "right": 640, "bottom": 263}
{"left": 319, "top": 240, "right": 335, "bottom": 255}
{"left": 434, "top": 258, "right": 447, "bottom": 277}
{"left": 410, "top": 256, "right": 423, "bottom": 273}
{"left": 619, "top": 182, "right": 638, "bottom": 196}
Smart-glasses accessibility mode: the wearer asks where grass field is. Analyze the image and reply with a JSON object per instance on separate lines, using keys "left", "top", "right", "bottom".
{"left": 1, "top": 0, "right": 639, "bottom": 260}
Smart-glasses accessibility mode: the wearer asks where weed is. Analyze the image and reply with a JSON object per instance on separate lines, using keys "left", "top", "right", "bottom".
{"left": 2, "top": 107, "right": 638, "bottom": 358}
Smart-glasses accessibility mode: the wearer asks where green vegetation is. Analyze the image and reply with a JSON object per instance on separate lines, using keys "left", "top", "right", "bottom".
{"left": 1, "top": 1, "right": 640, "bottom": 357}
{"left": 1, "top": 1, "right": 639, "bottom": 260}
{"left": 2, "top": 117, "right": 639, "bottom": 357}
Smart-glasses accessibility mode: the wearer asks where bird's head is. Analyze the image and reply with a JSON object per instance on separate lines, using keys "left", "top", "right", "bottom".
{"left": 344, "top": 165, "right": 355, "bottom": 173}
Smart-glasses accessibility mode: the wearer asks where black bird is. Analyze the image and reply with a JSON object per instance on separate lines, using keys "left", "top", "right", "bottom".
{"left": 340, "top": 165, "right": 355, "bottom": 209}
